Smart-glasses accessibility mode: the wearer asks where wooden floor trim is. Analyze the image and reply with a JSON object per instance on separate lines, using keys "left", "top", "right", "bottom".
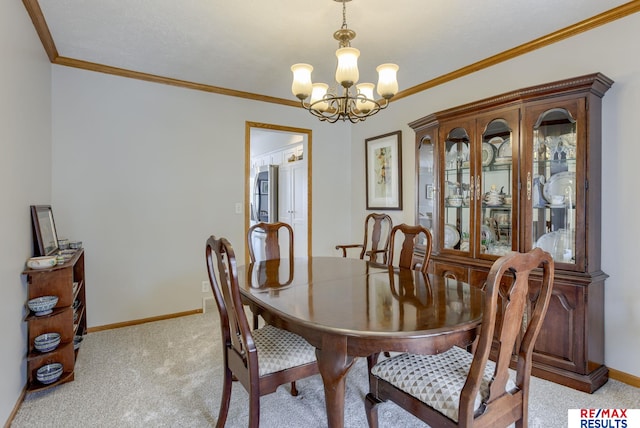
{"left": 608, "top": 367, "right": 640, "bottom": 388}
{"left": 86, "top": 309, "right": 202, "bottom": 333}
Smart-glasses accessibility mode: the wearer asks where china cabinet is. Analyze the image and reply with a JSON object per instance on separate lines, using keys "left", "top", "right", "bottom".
{"left": 411, "top": 73, "right": 612, "bottom": 392}
{"left": 23, "top": 249, "right": 87, "bottom": 392}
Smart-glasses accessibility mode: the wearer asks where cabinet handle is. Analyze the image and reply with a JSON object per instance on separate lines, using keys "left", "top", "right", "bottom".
{"left": 527, "top": 172, "right": 532, "bottom": 201}
{"left": 469, "top": 176, "right": 474, "bottom": 201}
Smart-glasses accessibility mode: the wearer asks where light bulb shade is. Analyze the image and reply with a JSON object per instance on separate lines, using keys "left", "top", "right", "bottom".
{"left": 291, "top": 63, "right": 313, "bottom": 100}
{"left": 335, "top": 47, "right": 360, "bottom": 88}
{"left": 356, "top": 83, "right": 376, "bottom": 113}
{"left": 310, "top": 83, "right": 329, "bottom": 112}
{"left": 376, "top": 63, "right": 399, "bottom": 99}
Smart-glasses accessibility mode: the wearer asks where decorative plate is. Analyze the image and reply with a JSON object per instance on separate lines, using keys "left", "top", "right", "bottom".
{"left": 488, "top": 136, "right": 504, "bottom": 146}
{"left": 444, "top": 224, "right": 460, "bottom": 249}
{"left": 543, "top": 171, "right": 575, "bottom": 203}
{"left": 447, "top": 142, "right": 469, "bottom": 165}
{"left": 498, "top": 138, "right": 512, "bottom": 158}
{"left": 481, "top": 142, "right": 495, "bottom": 166}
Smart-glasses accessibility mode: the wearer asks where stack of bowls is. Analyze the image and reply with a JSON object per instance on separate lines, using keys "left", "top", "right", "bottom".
{"left": 27, "top": 296, "right": 58, "bottom": 316}
{"left": 448, "top": 195, "right": 463, "bottom": 207}
{"left": 36, "top": 363, "right": 63, "bottom": 385}
{"left": 34, "top": 333, "right": 61, "bottom": 353}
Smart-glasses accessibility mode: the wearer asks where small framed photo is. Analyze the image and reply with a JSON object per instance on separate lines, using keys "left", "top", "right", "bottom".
{"left": 30, "top": 205, "right": 59, "bottom": 256}
{"left": 365, "top": 130, "right": 402, "bottom": 210}
{"left": 426, "top": 184, "right": 434, "bottom": 200}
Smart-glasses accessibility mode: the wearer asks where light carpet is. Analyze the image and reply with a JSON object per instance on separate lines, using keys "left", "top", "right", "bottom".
{"left": 11, "top": 311, "right": 640, "bottom": 427}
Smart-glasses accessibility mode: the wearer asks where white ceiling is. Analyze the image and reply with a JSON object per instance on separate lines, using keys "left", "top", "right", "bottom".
{"left": 34, "top": 0, "right": 632, "bottom": 103}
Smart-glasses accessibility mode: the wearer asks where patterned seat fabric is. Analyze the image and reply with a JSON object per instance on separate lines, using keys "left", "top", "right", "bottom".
{"left": 371, "top": 346, "right": 516, "bottom": 422}
{"left": 253, "top": 324, "right": 317, "bottom": 376}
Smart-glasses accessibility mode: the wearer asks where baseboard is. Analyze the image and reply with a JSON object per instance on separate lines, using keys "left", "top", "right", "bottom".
{"left": 608, "top": 367, "right": 640, "bottom": 388}
{"left": 86, "top": 308, "right": 203, "bottom": 333}
{"left": 3, "top": 386, "right": 26, "bottom": 428}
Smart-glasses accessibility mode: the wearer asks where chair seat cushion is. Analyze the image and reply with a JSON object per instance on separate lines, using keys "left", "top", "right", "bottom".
{"left": 253, "top": 325, "right": 317, "bottom": 376}
{"left": 371, "top": 346, "right": 516, "bottom": 422}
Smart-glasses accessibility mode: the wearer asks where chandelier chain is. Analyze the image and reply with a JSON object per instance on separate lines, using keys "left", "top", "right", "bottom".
{"left": 341, "top": 0, "right": 348, "bottom": 30}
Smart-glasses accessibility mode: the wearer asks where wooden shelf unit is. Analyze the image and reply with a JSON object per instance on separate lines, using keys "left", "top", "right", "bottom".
{"left": 23, "top": 249, "right": 86, "bottom": 392}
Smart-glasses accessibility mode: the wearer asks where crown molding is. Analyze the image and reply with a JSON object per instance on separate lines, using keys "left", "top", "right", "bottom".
{"left": 22, "top": 0, "right": 640, "bottom": 107}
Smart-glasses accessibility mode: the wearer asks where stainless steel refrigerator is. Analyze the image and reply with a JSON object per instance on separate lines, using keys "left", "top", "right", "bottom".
{"left": 252, "top": 165, "right": 278, "bottom": 223}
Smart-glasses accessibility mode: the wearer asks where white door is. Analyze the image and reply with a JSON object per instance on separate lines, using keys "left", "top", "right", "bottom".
{"left": 279, "top": 162, "right": 307, "bottom": 258}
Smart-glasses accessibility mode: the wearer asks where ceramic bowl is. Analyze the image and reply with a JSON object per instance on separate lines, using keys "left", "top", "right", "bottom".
{"left": 27, "top": 296, "right": 58, "bottom": 316}
{"left": 26, "top": 256, "right": 57, "bottom": 270}
{"left": 36, "top": 363, "right": 63, "bottom": 385}
{"left": 74, "top": 335, "right": 84, "bottom": 350}
{"left": 34, "top": 332, "right": 61, "bottom": 353}
{"left": 448, "top": 196, "right": 463, "bottom": 207}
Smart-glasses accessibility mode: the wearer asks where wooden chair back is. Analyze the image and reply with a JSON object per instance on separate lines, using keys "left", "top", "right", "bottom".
{"left": 248, "top": 222, "right": 294, "bottom": 262}
{"left": 459, "top": 247, "right": 554, "bottom": 426}
{"left": 206, "top": 236, "right": 256, "bottom": 389}
{"left": 205, "top": 235, "right": 318, "bottom": 427}
{"left": 336, "top": 213, "right": 392, "bottom": 264}
{"left": 366, "top": 248, "right": 555, "bottom": 428}
{"left": 387, "top": 223, "right": 432, "bottom": 273}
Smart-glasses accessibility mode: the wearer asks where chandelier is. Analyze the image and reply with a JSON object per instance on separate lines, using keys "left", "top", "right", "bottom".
{"left": 290, "top": 0, "right": 399, "bottom": 123}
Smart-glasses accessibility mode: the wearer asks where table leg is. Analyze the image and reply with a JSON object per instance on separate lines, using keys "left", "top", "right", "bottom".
{"left": 315, "top": 335, "right": 355, "bottom": 428}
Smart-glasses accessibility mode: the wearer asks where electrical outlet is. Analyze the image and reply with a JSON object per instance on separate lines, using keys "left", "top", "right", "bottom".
{"left": 235, "top": 203, "right": 242, "bottom": 214}
{"left": 201, "top": 280, "right": 210, "bottom": 293}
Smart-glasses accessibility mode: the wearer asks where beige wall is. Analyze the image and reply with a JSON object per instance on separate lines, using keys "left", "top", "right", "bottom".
{"left": 0, "top": 0, "right": 53, "bottom": 422}
{"left": 51, "top": 66, "right": 352, "bottom": 327}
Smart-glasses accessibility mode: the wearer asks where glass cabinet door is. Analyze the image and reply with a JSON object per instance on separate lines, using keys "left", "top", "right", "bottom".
{"left": 442, "top": 126, "right": 472, "bottom": 252}
{"left": 527, "top": 105, "right": 580, "bottom": 267}
{"left": 417, "top": 136, "right": 435, "bottom": 236}
{"left": 476, "top": 110, "right": 519, "bottom": 258}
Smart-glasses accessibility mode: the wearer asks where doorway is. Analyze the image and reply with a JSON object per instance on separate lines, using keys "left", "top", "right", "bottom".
{"left": 245, "top": 122, "right": 312, "bottom": 263}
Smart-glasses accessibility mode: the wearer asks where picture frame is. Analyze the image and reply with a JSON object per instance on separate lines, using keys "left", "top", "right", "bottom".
{"left": 426, "top": 184, "right": 434, "bottom": 200}
{"left": 30, "top": 205, "right": 59, "bottom": 256}
{"left": 365, "top": 130, "right": 402, "bottom": 210}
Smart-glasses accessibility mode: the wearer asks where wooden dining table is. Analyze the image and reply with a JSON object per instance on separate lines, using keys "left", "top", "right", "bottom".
{"left": 237, "top": 256, "right": 484, "bottom": 428}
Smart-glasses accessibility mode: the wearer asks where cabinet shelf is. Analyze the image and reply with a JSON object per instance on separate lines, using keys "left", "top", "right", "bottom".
{"left": 27, "top": 370, "right": 74, "bottom": 393}
{"left": 23, "top": 248, "right": 86, "bottom": 393}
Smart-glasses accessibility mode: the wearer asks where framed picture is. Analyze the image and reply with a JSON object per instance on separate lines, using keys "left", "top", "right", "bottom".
{"left": 30, "top": 205, "right": 59, "bottom": 256}
{"left": 426, "top": 184, "right": 434, "bottom": 200}
{"left": 365, "top": 130, "right": 402, "bottom": 210}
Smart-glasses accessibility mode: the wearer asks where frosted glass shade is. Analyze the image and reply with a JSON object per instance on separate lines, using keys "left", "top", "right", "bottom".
{"left": 356, "top": 83, "right": 376, "bottom": 113}
{"left": 376, "top": 63, "right": 399, "bottom": 98}
{"left": 310, "top": 83, "right": 329, "bottom": 112}
{"left": 335, "top": 47, "right": 360, "bottom": 88}
{"left": 291, "top": 63, "right": 313, "bottom": 99}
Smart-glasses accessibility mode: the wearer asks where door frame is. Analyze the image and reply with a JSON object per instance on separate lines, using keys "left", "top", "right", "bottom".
{"left": 245, "top": 121, "right": 312, "bottom": 264}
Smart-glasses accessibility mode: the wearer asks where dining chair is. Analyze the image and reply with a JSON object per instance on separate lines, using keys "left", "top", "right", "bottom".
{"left": 335, "top": 213, "right": 392, "bottom": 264}
{"left": 205, "top": 235, "right": 318, "bottom": 428}
{"left": 247, "top": 221, "right": 294, "bottom": 328}
{"left": 365, "top": 247, "right": 555, "bottom": 428}
{"left": 248, "top": 221, "right": 294, "bottom": 263}
{"left": 387, "top": 223, "right": 432, "bottom": 274}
